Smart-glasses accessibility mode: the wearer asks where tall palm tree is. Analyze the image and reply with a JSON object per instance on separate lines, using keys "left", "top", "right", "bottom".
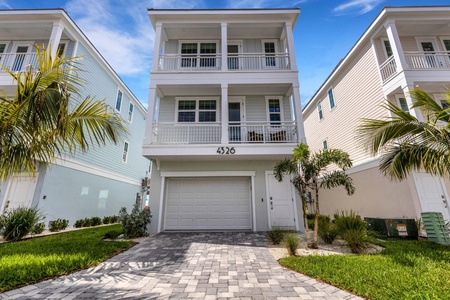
{"left": 274, "top": 143, "right": 355, "bottom": 248}
{"left": 358, "top": 88, "right": 450, "bottom": 181}
{"left": 0, "top": 44, "right": 127, "bottom": 180}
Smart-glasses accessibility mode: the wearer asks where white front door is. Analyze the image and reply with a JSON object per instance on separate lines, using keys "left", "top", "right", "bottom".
{"left": 414, "top": 172, "right": 450, "bottom": 222}
{"left": 266, "top": 172, "right": 297, "bottom": 229}
{"left": 3, "top": 173, "right": 38, "bottom": 213}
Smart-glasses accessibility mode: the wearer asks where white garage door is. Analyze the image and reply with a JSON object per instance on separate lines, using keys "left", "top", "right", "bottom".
{"left": 165, "top": 177, "right": 252, "bottom": 230}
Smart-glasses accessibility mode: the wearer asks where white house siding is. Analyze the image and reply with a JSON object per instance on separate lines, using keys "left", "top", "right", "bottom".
{"left": 303, "top": 42, "right": 386, "bottom": 165}
{"left": 147, "top": 160, "right": 304, "bottom": 233}
{"left": 158, "top": 97, "right": 177, "bottom": 122}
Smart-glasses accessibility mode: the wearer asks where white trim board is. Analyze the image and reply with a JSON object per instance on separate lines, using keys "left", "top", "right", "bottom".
{"left": 160, "top": 171, "right": 256, "bottom": 177}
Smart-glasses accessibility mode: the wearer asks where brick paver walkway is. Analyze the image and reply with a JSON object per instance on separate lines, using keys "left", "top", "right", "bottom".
{"left": 1, "top": 232, "right": 363, "bottom": 299}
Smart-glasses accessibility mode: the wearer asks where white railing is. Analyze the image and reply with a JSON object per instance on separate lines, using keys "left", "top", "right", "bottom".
{"left": 229, "top": 121, "right": 297, "bottom": 144}
{"left": 0, "top": 53, "right": 39, "bottom": 72}
{"left": 379, "top": 55, "right": 397, "bottom": 82}
{"left": 405, "top": 51, "right": 450, "bottom": 69}
{"left": 158, "top": 54, "right": 222, "bottom": 71}
{"left": 152, "top": 122, "right": 222, "bottom": 144}
{"left": 227, "top": 53, "right": 290, "bottom": 70}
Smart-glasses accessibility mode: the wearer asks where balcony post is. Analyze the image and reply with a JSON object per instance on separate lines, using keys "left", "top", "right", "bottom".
{"left": 144, "top": 87, "right": 158, "bottom": 145}
{"left": 48, "top": 20, "right": 64, "bottom": 58}
{"left": 152, "top": 22, "right": 163, "bottom": 72}
{"left": 221, "top": 22, "right": 228, "bottom": 71}
{"left": 292, "top": 85, "right": 306, "bottom": 143}
{"left": 221, "top": 83, "right": 229, "bottom": 144}
{"left": 284, "top": 22, "right": 297, "bottom": 71}
{"left": 385, "top": 21, "right": 407, "bottom": 72}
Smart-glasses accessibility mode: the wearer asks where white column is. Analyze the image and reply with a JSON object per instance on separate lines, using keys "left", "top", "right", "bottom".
{"left": 292, "top": 85, "right": 306, "bottom": 144}
{"left": 221, "top": 83, "right": 229, "bottom": 144}
{"left": 48, "top": 20, "right": 64, "bottom": 58}
{"left": 152, "top": 23, "right": 163, "bottom": 72}
{"left": 284, "top": 22, "right": 297, "bottom": 71}
{"left": 144, "top": 87, "right": 158, "bottom": 145}
{"left": 402, "top": 85, "right": 423, "bottom": 121}
{"left": 385, "top": 21, "right": 407, "bottom": 72}
{"left": 221, "top": 22, "right": 228, "bottom": 71}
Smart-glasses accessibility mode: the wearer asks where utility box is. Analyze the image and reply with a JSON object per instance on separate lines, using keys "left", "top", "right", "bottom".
{"left": 421, "top": 212, "right": 450, "bottom": 246}
{"left": 365, "top": 217, "right": 418, "bottom": 239}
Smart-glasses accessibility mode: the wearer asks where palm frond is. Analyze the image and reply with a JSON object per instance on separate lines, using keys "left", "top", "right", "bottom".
{"left": 319, "top": 170, "right": 355, "bottom": 196}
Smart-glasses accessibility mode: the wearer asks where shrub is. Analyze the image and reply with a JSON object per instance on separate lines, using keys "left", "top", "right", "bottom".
{"left": 0, "top": 206, "right": 41, "bottom": 241}
{"left": 90, "top": 217, "right": 102, "bottom": 226}
{"left": 119, "top": 204, "right": 152, "bottom": 238}
{"left": 284, "top": 234, "right": 300, "bottom": 256}
{"left": 342, "top": 229, "right": 369, "bottom": 253}
{"left": 49, "top": 219, "right": 69, "bottom": 232}
{"left": 31, "top": 222, "right": 46, "bottom": 234}
{"left": 74, "top": 219, "right": 83, "bottom": 228}
{"left": 335, "top": 210, "right": 369, "bottom": 253}
{"left": 110, "top": 215, "right": 119, "bottom": 223}
{"left": 266, "top": 227, "right": 285, "bottom": 245}
{"left": 102, "top": 216, "right": 111, "bottom": 224}
{"left": 103, "top": 229, "right": 122, "bottom": 240}
{"left": 318, "top": 218, "right": 338, "bottom": 244}
{"left": 82, "top": 218, "right": 92, "bottom": 227}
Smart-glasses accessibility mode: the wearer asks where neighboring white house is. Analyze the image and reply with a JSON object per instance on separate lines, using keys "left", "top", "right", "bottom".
{"left": 0, "top": 9, "right": 150, "bottom": 225}
{"left": 143, "top": 8, "right": 306, "bottom": 233}
{"left": 302, "top": 6, "right": 450, "bottom": 222}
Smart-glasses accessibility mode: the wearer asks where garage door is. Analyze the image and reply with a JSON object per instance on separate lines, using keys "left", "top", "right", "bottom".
{"left": 165, "top": 177, "right": 252, "bottom": 230}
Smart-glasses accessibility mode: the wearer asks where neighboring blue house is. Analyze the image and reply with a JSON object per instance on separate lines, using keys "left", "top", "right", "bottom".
{"left": 0, "top": 9, "right": 149, "bottom": 225}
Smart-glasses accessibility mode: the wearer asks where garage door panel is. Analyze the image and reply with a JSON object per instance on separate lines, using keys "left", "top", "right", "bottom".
{"left": 165, "top": 177, "right": 251, "bottom": 230}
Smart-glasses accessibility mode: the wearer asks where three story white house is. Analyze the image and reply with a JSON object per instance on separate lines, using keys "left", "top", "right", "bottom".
{"left": 143, "top": 8, "right": 306, "bottom": 232}
{"left": 0, "top": 9, "right": 150, "bottom": 225}
{"left": 302, "top": 6, "right": 450, "bottom": 222}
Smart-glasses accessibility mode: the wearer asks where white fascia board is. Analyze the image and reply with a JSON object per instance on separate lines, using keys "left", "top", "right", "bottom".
{"left": 160, "top": 171, "right": 256, "bottom": 177}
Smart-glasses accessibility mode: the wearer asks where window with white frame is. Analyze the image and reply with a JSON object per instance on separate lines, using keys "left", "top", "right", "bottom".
{"left": 262, "top": 40, "right": 278, "bottom": 67}
{"left": 328, "top": 88, "right": 335, "bottom": 109}
{"left": 128, "top": 103, "right": 134, "bottom": 122}
{"left": 180, "top": 41, "right": 217, "bottom": 68}
{"left": 382, "top": 38, "right": 393, "bottom": 58}
{"left": 0, "top": 42, "right": 7, "bottom": 64}
{"left": 317, "top": 101, "right": 323, "bottom": 120}
{"left": 323, "top": 139, "right": 328, "bottom": 150}
{"left": 57, "top": 42, "right": 68, "bottom": 57}
{"left": 440, "top": 100, "right": 450, "bottom": 110}
{"left": 265, "top": 97, "right": 283, "bottom": 125}
{"left": 122, "top": 142, "right": 129, "bottom": 163}
{"left": 115, "top": 90, "right": 122, "bottom": 111}
{"left": 176, "top": 98, "right": 218, "bottom": 123}
{"left": 398, "top": 97, "right": 409, "bottom": 112}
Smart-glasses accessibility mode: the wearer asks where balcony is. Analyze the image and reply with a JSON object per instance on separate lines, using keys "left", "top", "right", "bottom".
{"left": 158, "top": 53, "right": 291, "bottom": 72}
{"left": 380, "top": 51, "right": 450, "bottom": 83}
{"left": 151, "top": 121, "right": 297, "bottom": 145}
{"left": 0, "top": 52, "right": 39, "bottom": 72}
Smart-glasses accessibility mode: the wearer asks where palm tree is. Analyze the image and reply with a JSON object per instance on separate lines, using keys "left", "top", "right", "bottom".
{"left": 0, "top": 44, "right": 127, "bottom": 180}
{"left": 274, "top": 143, "right": 355, "bottom": 248}
{"left": 358, "top": 88, "right": 450, "bottom": 181}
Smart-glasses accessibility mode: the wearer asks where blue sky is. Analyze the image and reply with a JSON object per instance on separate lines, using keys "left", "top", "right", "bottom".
{"left": 2, "top": 0, "right": 450, "bottom": 107}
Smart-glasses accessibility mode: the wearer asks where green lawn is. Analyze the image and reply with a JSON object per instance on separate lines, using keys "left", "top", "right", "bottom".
{"left": 0, "top": 224, "right": 134, "bottom": 292}
{"left": 280, "top": 240, "right": 450, "bottom": 300}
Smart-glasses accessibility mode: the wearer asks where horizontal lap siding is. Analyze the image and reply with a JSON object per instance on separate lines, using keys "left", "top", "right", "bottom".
{"left": 159, "top": 97, "right": 176, "bottom": 122}
{"left": 303, "top": 42, "right": 386, "bottom": 166}
{"left": 245, "top": 96, "right": 266, "bottom": 121}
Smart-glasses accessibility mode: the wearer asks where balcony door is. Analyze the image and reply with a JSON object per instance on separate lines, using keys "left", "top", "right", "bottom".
{"left": 227, "top": 41, "right": 241, "bottom": 70}
{"left": 11, "top": 43, "right": 31, "bottom": 72}
{"left": 417, "top": 39, "right": 438, "bottom": 68}
{"left": 228, "top": 97, "right": 246, "bottom": 143}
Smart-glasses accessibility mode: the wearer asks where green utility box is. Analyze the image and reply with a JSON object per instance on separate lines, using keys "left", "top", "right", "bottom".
{"left": 365, "top": 217, "right": 418, "bottom": 239}
{"left": 421, "top": 212, "right": 450, "bottom": 246}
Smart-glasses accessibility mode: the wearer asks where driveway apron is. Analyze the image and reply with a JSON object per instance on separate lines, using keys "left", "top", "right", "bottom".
{"left": 1, "top": 232, "right": 363, "bottom": 299}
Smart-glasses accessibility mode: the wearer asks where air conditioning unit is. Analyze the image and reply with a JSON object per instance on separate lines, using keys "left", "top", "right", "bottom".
{"left": 142, "top": 177, "right": 151, "bottom": 188}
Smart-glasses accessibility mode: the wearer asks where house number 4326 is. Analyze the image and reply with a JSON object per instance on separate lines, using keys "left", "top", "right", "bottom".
{"left": 217, "top": 147, "right": 235, "bottom": 155}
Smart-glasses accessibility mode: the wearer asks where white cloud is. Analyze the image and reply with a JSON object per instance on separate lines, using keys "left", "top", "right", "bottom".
{"left": 0, "top": 0, "right": 11, "bottom": 8}
{"left": 334, "top": 0, "right": 384, "bottom": 15}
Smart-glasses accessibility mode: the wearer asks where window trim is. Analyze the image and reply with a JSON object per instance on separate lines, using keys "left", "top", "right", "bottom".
{"left": 56, "top": 40, "right": 69, "bottom": 57}
{"left": 381, "top": 37, "right": 393, "bottom": 60}
{"left": 115, "top": 89, "right": 123, "bottom": 112}
{"left": 122, "top": 141, "right": 129, "bottom": 163}
{"left": 328, "top": 87, "right": 336, "bottom": 110}
{"left": 265, "top": 96, "right": 284, "bottom": 124}
{"left": 395, "top": 94, "right": 409, "bottom": 112}
{"left": 0, "top": 41, "right": 10, "bottom": 53}
{"left": 127, "top": 102, "right": 134, "bottom": 123}
{"left": 317, "top": 101, "right": 323, "bottom": 120}
{"left": 178, "top": 40, "right": 219, "bottom": 68}
{"left": 261, "top": 39, "right": 279, "bottom": 68}
{"left": 415, "top": 37, "right": 439, "bottom": 53}
{"left": 175, "top": 97, "right": 220, "bottom": 124}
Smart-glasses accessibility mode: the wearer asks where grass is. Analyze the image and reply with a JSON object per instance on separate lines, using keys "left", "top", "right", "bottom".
{"left": 0, "top": 224, "right": 134, "bottom": 292}
{"left": 280, "top": 240, "right": 450, "bottom": 300}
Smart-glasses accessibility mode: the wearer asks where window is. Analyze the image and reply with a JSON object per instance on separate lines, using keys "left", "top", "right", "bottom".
{"left": 122, "top": 142, "right": 129, "bottom": 163}
{"left": 115, "top": 90, "right": 122, "bottom": 111}
{"left": 383, "top": 39, "right": 393, "bottom": 58}
{"left": 398, "top": 97, "right": 409, "bottom": 112}
{"left": 323, "top": 140, "right": 328, "bottom": 150}
{"left": 180, "top": 41, "right": 217, "bottom": 68}
{"left": 328, "top": 88, "right": 335, "bottom": 109}
{"left": 265, "top": 97, "right": 283, "bottom": 125}
{"left": 440, "top": 100, "right": 450, "bottom": 110}
{"left": 57, "top": 42, "right": 67, "bottom": 57}
{"left": 443, "top": 39, "right": 450, "bottom": 52}
{"left": 128, "top": 103, "right": 134, "bottom": 122}
{"left": 317, "top": 102, "right": 323, "bottom": 120}
{"left": 262, "top": 40, "right": 278, "bottom": 67}
{"left": 176, "top": 99, "right": 217, "bottom": 123}
{"left": 0, "top": 42, "right": 7, "bottom": 63}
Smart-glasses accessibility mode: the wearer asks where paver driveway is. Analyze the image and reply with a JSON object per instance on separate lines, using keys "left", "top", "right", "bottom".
{"left": 1, "top": 232, "right": 363, "bottom": 299}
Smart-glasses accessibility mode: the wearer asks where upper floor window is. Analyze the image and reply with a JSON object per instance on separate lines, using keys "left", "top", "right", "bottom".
{"left": 57, "top": 42, "right": 67, "bottom": 57}
{"left": 0, "top": 42, "right": 7, "bottom": 64}
{"left": 177, "top": 98, "right": 217, "bottom": 123}
{"left": 382, "top": 38, "right": 393, "bottom": 59}
{"left": 115, "top": 90, "right": 122, "bottom": 111}
{"left": 317, "top": 102, "right": 323, "bottom": 120}
{"left": 122, "top": 142, "right": 129, "bottom": 163}
{"left": 328, "top": 88, "right": 335, "bottom": 109}
{"left": 266, "top": 97, "right": 283, "bottom": 125}
{"left": 180, "top": 41, "right": 217, "bottom": 68}
{"left": 440, "top": 100, "right": 450, "bottom": 110}
{"left": 128, "top": 103, "right": 134, "bottom": 122}
{"left": 323, "top": 139, "right": 328, "bottom": 150}
{"left": 442, "top": 39, "right": 450, "bottom": 52}
{"left": 262, "top": 40, "right": 278, "bottom": 68}
{"left": 398, "top": 97, "right": 409, "bottom": 112}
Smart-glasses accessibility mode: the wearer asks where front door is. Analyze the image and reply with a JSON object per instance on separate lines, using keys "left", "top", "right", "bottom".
{"left": 414, "top": 172, "right": 450, "bottom": 222}
{"left": 3, "top": 173, "right": 38, "bottom": 213}
{"left": 267, "top": 172, "right": 297, "bottom": 229}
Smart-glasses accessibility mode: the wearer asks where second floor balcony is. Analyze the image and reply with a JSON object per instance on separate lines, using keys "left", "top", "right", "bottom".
{"left": 0, "top": 52, "right": 39, "bottom": 72}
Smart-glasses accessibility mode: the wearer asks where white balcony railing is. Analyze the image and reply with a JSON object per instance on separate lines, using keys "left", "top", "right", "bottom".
{"left": 0, "top": 53, "right": 39, "bottom": 72}
{"left": 157, "top": 53, "right": 290, "bottom": 71}
{"left": 379, "top": 55, "right": 397, "bottom": 82}
{"left": 405, "top": 51, "right": 450, "bottom": 69}
{"left": 151, "top": 121, "right": 297, "bottom": 145}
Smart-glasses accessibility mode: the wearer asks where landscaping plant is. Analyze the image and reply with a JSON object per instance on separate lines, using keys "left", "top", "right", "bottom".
{"left": 102, "top": 216, "right": 111, "bottom": 224}
{"left": 334, "top": 211, "right": 369, "bottom": 253}
{"left": 31, "top": 222, "right": 46, "bottom": 235}
{"left": 90, "top": 217, "right": 102, "bottom": 226}
{"left": 266, "top": 227, "right": 285, "bottom": 245}
{"left": 284, "top": 233, "right": 300, "bottom": 256}
{"left": 103, "top": 229, "right": 123, "bottom": 240}
{"left": 0, "top": 206, "right": 41, "bottom": 241}
{"left": 49, "top": 219, "right": 69, "bottom": 232}
{"left": 318, "top": 217, "right": 338, "bottom": 244}
{"left": 119, "top": 203, "right": 152, "bottom": 238}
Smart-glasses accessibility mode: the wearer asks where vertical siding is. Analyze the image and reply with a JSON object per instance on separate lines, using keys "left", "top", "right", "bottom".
{"left": 303, "top": 42, "right": 386, "bottom": 165}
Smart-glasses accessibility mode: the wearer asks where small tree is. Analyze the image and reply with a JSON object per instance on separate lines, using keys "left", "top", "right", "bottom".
{"left": 274, "top": 143, "right": 355, "bottom": 248}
